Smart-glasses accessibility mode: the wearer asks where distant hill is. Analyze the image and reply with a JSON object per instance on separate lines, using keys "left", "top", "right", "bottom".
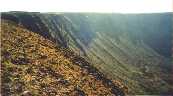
{"left": 1, "top": 12, "right": 173, "bottom": 95}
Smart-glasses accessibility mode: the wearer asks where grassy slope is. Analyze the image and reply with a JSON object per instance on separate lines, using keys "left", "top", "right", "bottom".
{"left": 86, "top": 32, "right": 172, "bottom": 94}
{"left": 65, "top": 14, "right": 173, "bottom": 94}
{"left": 1, "top": 12, "right": 172, "bottom": 95}
{"left": 1, "top": 20, "right": 126, "bottom": 96}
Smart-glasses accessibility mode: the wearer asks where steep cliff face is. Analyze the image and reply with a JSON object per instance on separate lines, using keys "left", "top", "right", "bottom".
{"left": 1, "top": 12, "right": 172, "bottom": 95}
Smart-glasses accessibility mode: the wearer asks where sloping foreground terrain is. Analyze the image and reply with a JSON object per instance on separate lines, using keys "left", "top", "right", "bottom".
{"left": 1, "top": 12, "right": 173, "bottom": 95}
{"left": 1, "top": 20, "right": 126, "bottom": 96}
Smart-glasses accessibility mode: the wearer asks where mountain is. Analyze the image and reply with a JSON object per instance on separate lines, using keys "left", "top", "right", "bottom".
{"left": 1, "top": 20, "right": 126, "bottom": 96}
{"left": 1, "top": 12, "right": 173, "bottom": 95}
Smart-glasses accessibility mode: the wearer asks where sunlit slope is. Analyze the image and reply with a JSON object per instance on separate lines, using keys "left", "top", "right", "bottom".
{"left": 2, "top": 12, "right": 172, "bottom": 94}
{"left": 1, "top": 20, "right": 126, "bottom": 96}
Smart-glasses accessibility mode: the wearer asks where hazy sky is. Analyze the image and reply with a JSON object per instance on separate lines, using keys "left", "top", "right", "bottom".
{"left": 0, "top": 0, "right": 172, "bottom": 13}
